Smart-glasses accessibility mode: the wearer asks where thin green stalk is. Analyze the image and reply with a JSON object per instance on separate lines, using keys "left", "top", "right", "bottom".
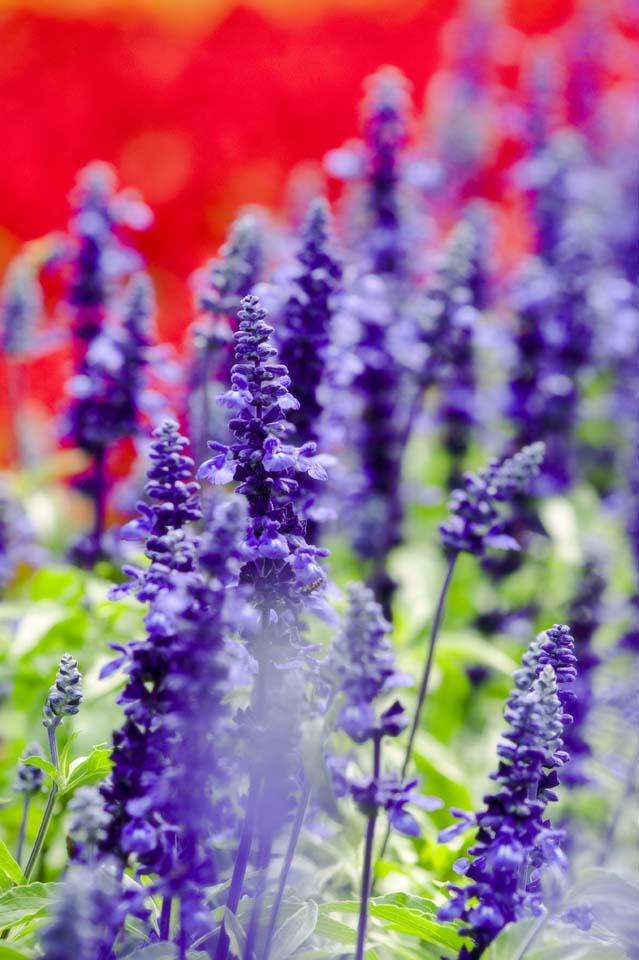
{"left": 15, "top": 796, "right": 30, "bottom": 867}
{"left": 597, "top": 739, "right": 639, "bottom": 867}
{"left": 355, "top": 734, "right": 381, "bottom": 960}
{"left": 24, "top": 726, "right": 59, "bottom": 881}
{"left": 216, "top": 617, "right": 270, "bottom": 960}
{"left": 376, "top": 553, "right": 458, "bottom": 868}
{"left": 260, "top": 778, "right": 312, "bottom": 960}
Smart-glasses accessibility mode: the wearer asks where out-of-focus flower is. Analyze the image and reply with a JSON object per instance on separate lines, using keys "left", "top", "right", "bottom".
{"left": 439, "top": 442, "right": 545, "bottom": 556}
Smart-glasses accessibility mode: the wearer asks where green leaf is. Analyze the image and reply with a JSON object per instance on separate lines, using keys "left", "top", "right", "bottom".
{"left": 126, "top": 945, "right": 178, "bottom": 960}
{"left": 315, "top": 913, "right": 357, "bottom": 945}
{"left": 482, "top": 919, "right": 546, "bottom": 960}
{"left": 58, "top": 732, "right": 80, "bottom": 780}
{"left": 270, "top": 901, "right": 318, "bottom": 960}
{"left": 61, "top": 745, "right": 112, "bottom": 795}
{"left": 0, "top": 882, "right": 60, "bottom": 930}
{"left": 437, "top": 634, "right": 519, "bottom": 675}
{"left": 222, "top": 908, "right": 246, "bottom": 958}
{"left": 0, "top": 841, "right": 25, "bottom": 887}
{"left": 368, "top": 903, "right": 465, "bottom": 951}
{"left": 21, "top": 757, "right": 64, "bottom": 788}
{"left": 0, "top": 946, "right": 32, "bottom": 959}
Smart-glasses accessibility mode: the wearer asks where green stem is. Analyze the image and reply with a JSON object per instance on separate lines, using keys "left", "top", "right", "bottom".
{"left": 355, "top": 735, "right": 381, "bottom": 960}
{"left": 260, "top": 778, "right": 312, "bottom": 960}
{"left": 15, "top": 796, "right": 30, "bottom": 867}
{"left": 24, "top": 726, "right": 60, "bottom": 882}
{"left": 376, "top": 553, "right": 458, "bottom": 869}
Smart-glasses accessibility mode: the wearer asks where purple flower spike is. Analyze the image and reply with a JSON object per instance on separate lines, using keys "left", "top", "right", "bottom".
{"left": 439, "top": 442, "right": 545, "bottom": 556}
{"left": 438, "top": 626, "right": 576, "bottom": 959}
{"left": 279, "top": 198, "right": 341, "bottom": 437}
{"left": 198, "top": 293, "right": 331, "bottom": 655}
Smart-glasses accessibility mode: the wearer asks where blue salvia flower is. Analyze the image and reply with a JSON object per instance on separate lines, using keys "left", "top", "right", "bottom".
{"left": 12, "top": 742, "right": 46, "bottom": 795}
{"left": 360, "top": 66, "right": 411, "bottom": 276}
{"left": 66, "top": 161, "right": 151, "bottom": 347}
{"left": 102, "top": 425, "right": 248, "bottom": 952}
{"left": 39, "top": 859, "right": 128, "bottom": 960}
{"left": 324, "top": 584, "right": 440, "bottom": 960}
{"left": 278, "top": 197, "right": 342, "bottom": 449}
{"left": 439, "top": 442, "right": 545, "bottom": 556}
{"left": 0, "top": 489, "right": 44, "bottom": 589}
{"left": 66, "top": 273, "right": 153, "bottom": 455}
{"left": 325, "top": 66, "right": 420, "bottom": 278}
{"left": 100, "top": 421, "right": 203, "bottom": 867}
{"left": 65, "top": 272, "right": 155, "bottom": 566}
{"left": 42, "top": 654, "right": 83, "bottom": 730}
{"left": 277, "top": 198, "right": 342, "bottom": 537}
{"left": 508, "top": 135, "right": 605, "bottom": 492}
{"left": 324, "top": 584, "right": 440, "bottom": 824}
{"left": 68, "top": 785, "right": 111, "bottom": 863}
{"left": 198, "top": 293, "right": 331, "bottom": 653}
{"left": 142, "top": 500, "right": 248, "bottom": 949}
{"left": 112, "top": 418, "right": 202, "bottom": 602}
{"left": 422, "top": 209, "right": 489, "bottom": 488}
{"left": 0, "top": 257, "right": 43, "bottom": 357}
{"left": 438, "top": 626, "right": 576, "bottom": 959}
{"left": 190, "top": 212, "right": 264, "bottom": 458}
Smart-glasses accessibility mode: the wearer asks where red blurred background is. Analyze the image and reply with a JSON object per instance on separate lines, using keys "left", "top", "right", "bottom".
{"left": 2, "top": 0, "right": 637, "bottom": 465}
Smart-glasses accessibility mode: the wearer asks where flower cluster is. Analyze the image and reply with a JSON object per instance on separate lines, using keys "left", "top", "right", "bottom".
{"left": 439, "top": 442, "right": 545, "bottom": 556}
{"left": 438, "top": 624, "right": 576, "bottom": 958}
{"left": 42, "top": 654, "right": 83, "bottom": 730}
{"left": 12, "top": 742, "right": 46, "bottom": 795}
{"left": 198, "top": 293, "right": 330, "bottom": 648}
{"left": 324, "top": 584, "right": 438, "bottom": 832}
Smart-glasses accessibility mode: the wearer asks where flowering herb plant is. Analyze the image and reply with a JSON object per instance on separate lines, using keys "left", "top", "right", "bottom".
{"left": 0, "top": 9, "right": 637, "bottom": 960}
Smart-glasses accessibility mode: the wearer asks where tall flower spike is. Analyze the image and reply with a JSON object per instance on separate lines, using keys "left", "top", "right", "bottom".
{"left": 190, "top": 212, "right": 264, "bottom": 458}
{"left": 13, "top": 742, "right": 46, "bottom": 795}
{"left": 324, "top": 66, "right": 413, "bottom": 276}
{"left": 439, "top": 442, "right": 545, "bottom": 556}
{"left": 279, "top": 197, "right": 342, "bottom": 449}
{"left": 421, "top": 210, "right": 489, "bottom": 488}
{"left": 198, "top": 293, "right": 330, "bottom": 647}
{"left": 0, "top": 258, "right": 43, "bottom": 357}
{"left": 324, "top": 585, "right": 440, "bottom": 960}
{"left": 42, "top": 655, "right": 83, "bottom": 730}
{"left": 39, "top": 860, "right": 126, "bottom": 960}
{"left": 113, "top": 418, "right": 202, "bottom": 602}
{"left": 100, "top": 421, "right": 203, "bottom": 871}
{"left": 438, "top": 628, "right": 576, "bottom": 960}
{"left": 66, "top": 162, "right": 151, "bottom": 346}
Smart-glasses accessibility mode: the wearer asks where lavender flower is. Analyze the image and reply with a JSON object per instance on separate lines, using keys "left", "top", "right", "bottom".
{"left": 278, "top": 197, "right": 342, "bottom": 450}
{"left": 0, "top": 257, "right": 43, "bottom": 357}
{"left": 439, "top": 442, "right": 545, "bottom": 556}
{"left": 66, "top": 162, "right": 151, "bottom": 346}
{"left": 42, "top": 654, "right": 83, "bottom": 730}
{"left": 190, "top": 212, "right": 264, "bottom": 458}
{"left": 68, "top": 785, "right": 111, "bottom": 863}
{"left": 423, "top": 210, "right": 489, "bottom": 487}
{"left": 12, "top": 742, "right": 46, "bottom": 795}
{"left": 0, "top": 490, "right": 43, "bottom": 589}
{"left": 39, "top": 860, "right": 126, "bottom": 960}
{"left": 325, "top": 585, "right": 439, "bottom": 960}
{"left": 198, "top": 293, "right": 330, "bottom": 652}
{"left": 438, "top": 626, "right": 576, "bottom": 959}
{"left": 100, "top": 421, "right": 203, "bottom": 866}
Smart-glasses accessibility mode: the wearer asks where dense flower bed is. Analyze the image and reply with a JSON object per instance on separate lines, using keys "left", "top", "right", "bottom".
{"left": 0, "top": 4, "right": 637, "bottom": 959}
